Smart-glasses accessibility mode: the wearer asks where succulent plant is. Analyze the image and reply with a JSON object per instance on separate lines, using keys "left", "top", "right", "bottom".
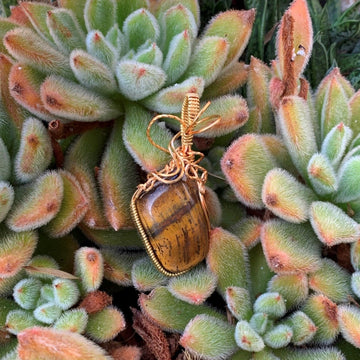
{"left": 0, "top": 249, "right": 127, "bottom": 359}
{"left": 0, "top": 0, "right": 359, "bottom": 359}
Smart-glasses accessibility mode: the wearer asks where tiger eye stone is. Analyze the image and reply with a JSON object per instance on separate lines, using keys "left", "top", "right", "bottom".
{"left": 134, "top": 177, "right": 210, "bottom": 275}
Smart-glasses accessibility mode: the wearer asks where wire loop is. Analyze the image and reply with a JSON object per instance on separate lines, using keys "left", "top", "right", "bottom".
{"left": 143, "top": 93, "right": 220, "bottom": 190}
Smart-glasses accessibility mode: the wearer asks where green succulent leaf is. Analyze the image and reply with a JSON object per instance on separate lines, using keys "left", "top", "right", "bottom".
{"left": 20, "top": 2, "right": 55, "bottom": 43}
{"left": 0, "top": 139, "right": 10, "bottom": 181}
{"left": 116, "top": 0, "right": 149, "bottom": 27}
{"left": 262, "top": 168, "right": 317, "bottom": 223}
{"left": 7, "top": 171, "right": 63, "bottom": 232}
{"left": 0, "top": 182, "right": 14, "bottom": 223}
{"left": 47, "top": 8, "right": 86, "bottom": 55}
{"left": 307, "top": 153, "right": 338, "bottom": 195}
{"left": 159, "top": 4, "right": 197, "bottom": 55}
{"left": 206, "top": 228, "right": 249, "bottom": 297}
{"left": 4, "top": 27, "right": 73, "bottom": 79}
{"left": 123, "top": 8, "right": 159, "bottom": 50}
{"left": 123, "top": 102, "right": 172, "bottom": 172}
{"left": 86, "top": 306, "right": 126, "bottom": 343}
{"left": 142, "top": 76, "right": 204, "bottom": 113}
{"left": 235, "top": 320, "right": 265, "bottom": 352}
{"left": 116, "top": 60, "right": 166, "bottom": 100}
{"left": 180, "top": 314, "right": 237, "bottom": 360}
{"left": 86, "top": 30, "right": 118, "bottom": 69}
{"left": 162, "top": 30, "right": 191, "bottom": 85}
{"left": 310, "top": 201, "right": 360, "bottom": 246}
{"left": 338, "top": 304, "right": 360, "bottom": 349}
{"left": 181, "top": 36, "right": 229, "bottom": 87}
{"left": 14, "top": 117, "right": 53, "bottom": 183}
{"left": 139, "top": 286, "right": 226, "bottom": 332}
{"left": 203, "top": 9, "right": 255, "bottom": 68}
{"left": 70, "top": 49, "right": 117, "bottom": 94}
{"left": 84, "top": 0, "right": 116, "bottom": 35}
{"left": 40, "top": 75, "right": 122, "bottom": 121}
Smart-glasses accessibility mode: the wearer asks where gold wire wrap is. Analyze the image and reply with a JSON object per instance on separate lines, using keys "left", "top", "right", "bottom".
{"left": 131, "top": 93, "right": 220, "bottom": 276}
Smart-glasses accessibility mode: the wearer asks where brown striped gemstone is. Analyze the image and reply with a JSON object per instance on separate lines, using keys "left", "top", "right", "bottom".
{"left": 135, "top": 177, "right": 210, "bottom": 274}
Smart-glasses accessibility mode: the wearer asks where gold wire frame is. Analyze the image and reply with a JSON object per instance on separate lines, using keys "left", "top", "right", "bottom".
{"left": 130, "top": 93, "right": 220, "bottom": 276}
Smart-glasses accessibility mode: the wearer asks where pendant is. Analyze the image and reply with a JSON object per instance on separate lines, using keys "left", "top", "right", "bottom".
{"left": 130, "top": 93, "right": 220, "bottom": 276}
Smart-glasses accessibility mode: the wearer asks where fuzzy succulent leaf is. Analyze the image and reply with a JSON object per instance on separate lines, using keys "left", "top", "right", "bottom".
{"left": 351, "top": 240, "right": 360, "bottom": 271}
{"left": 335, "top": 156, "right": 360, "bottom": 203}
{"left": 162, "top": 30, "right": 191, "bottom": 85}
{"left": 25, "top": 255, "right": 59, "bottom": 280}
{"left": 142, "top": 76, "right": 204, "bottom": 113}
{"left": 9, "top": 63, "right": 52, "bottom": 121}
{"left": 168, "top": 266, "right": 217, "bottom": 305}
{"left": 134, "top": 41, "right": 163, "bottom": 66}
{"left": 246, "top": 57, "right": 272, "bottom": 133}
{"left": 5, "top": 309, "right": 41, "bottom": 335}
{"left": 0, "top": 182, "right": 14, "bottom": 223}
{"left": 226, "top": 286, "right": 252, "bottom": 321}
{"left": 99, "top": 119, "right": 138, "bottom": 230}
{"left": 254, "top": 292, "right": 286, "bottom": 319}
{"left": 123, "top": 102, "right": 172, "bottom": 172}
{"left": 46, "top": 8, "right": 86, "bottom": 55}
{"left": 285, "top": 311, "right": 317, "bottom": 345}
{"left": 64, "top": 128, "right": 109, "bottom": 229}
{"left": 44, "top": 170, "right": 88, "bottom": 238}
{"left": 70, "top": 49, "right": 118, "bottom": 95}
{"left": 0, "top": 139, "right": 11, "bottom": 181}
{"left": 267, "top": 273, "right": 308, "bottom": 310}
{"left": 181, "top": 36, "right": 229, "bottom": 87}
{"left": 155, "top": 0, "right": 200, "bottom": 28}
{"left": 13, "top": 278, "right": 41, "bottom": 310}
{"left": 102, "top": 249, "right": 142, "bottom": 286}
{"left": 321, "top": 123, "right": 353, "bottom": 169}
{"left": 4, "top": 27, "right": 73, "bottom": 79}
{"left": 195, "top": 95, "right": 248, "bottom": 138}
{"left": 230, "top": 216, "right": 262, "bottom": 249}
{"left": 338, "top": 304, "right": 360, "bottom": 348}
{"left": 159, "top": 4, "right": 197, "bottom": 55}
{"left": 116, "top": 60, "right": 166, "bottom": 100}
{"left": 74, "top": 247, "right": 103, "bottom": 293}
{"left": 131, "top": 257, "right": 168, "bottom": 292}
{"left": 0, "top": 18, "right": 18, "bottom": 55}
{"left": 86, "top": 30, "right": 118, "bottom": 69}
{"left": 139, "top": 286, "right": 226, "bottom": 332}
{"left": 249, "top": 312, "right": 268, "bottom": 335}
{"left": 180, "top": 314, "right": 237, "bottom": 360}
{"left": 301, "top": 294, "right": 339, "bottom": 345}
{"left": 53, "top": 308, "right": 88, "bottom": 333}
{"left": 86, "top": 306, "right": 126, "bottom": 342}
{"left": 14, "top": 118, "right": 52, "bottom": 183}
{"left": 350, "top": 90, "right": 360, "bottom": 134}
{"left": 261, "top": 220, "right": 322, "bottom": 274}
{"left": 352, "top": 271, "right": 360, "bottom": 298}
{"left": 206, "top": 228, "right": 249, "bottom": 297}
{"left": 308, "top": 258, "right": 351, "bottom": 303}
{"left": 7, "top": 171, "right": 63, "bottom": 232}
{"left": 84, "top": 0, "right": 116, "bottom": 34}
{"left": 221, "top": 134, "right": 277, "bottom": 209}
{"left": 307, "top": 153, "right": 338, "bottom": 195}
{"left": 278, "top": 96, "right": 317, "bottom": 180}
{"left": 124, "top": 8, "right": 159, "bottom": 51}
{"left": 20, "top": 2, "right": 55, "bottom": 43}
{"left": 277, "top": 347, "right": 345, "bottom": 360}
{"left": 310, "top": 201, "right": 360, "bottom": 246}
{"left": 277, "top": 0, "right": 313, "bottom": 85}
{"left": 53, "top": 278, "right": 80, "bottom": 310}
{"left": 320, "top": 73, "right": 351, "bottom": 140}
{"left": 264, "top": 324, "right": 293, "bottom": 349}
{"left": 235, "top": 320, "right": 265, "bottom": 352}
{"left": 203, "top": 61, "right": 248, "bottom": 100}
{"left": 116, "top": 0, "right": 149, "bottom": 27}
{"left": 262, "top": 168, "right": 317, "bottom": 223}
{"left": 203, "top": 9, "right": 255, "bottom": 69}
{"left": 33, "top": 302, "right": 62, "bottom": 324}
{"left": 0, "top": 54, "right": 29, "bottom": 135}
{"left": 17, "top": 326, "right": 113, "bottom": 360}
{"left": 40, "top": 75, "right": 122, "bottom": 121}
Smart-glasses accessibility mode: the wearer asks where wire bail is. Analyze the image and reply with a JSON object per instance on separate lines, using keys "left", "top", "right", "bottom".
{"left": 144, "top": 92, "right": 220, "bottom": 188}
